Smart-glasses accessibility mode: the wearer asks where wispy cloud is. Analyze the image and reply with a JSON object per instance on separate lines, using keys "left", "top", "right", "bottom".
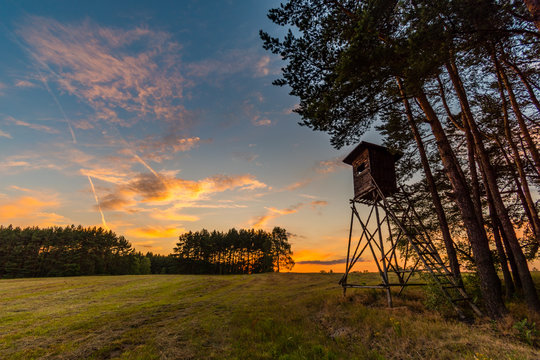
{"left": 18, "top": 16, "right": 187, "bottom": 127}
{"left": 251, "top": 200, "right": 328, "bottom": 228}
{"left": 278, "top": 156, "right": 348, "bottom": 192}
{"left": 232, "top": 152, "right": 259, "bottom": 163}
{"left": 187, "top": 49, "right": 275, "bottom": 80}
{"left": 255, "top": 56, "right": 271, "bottom": 76}
{"left": 136, "top": 136, "right": 204, "bottom": 162}
{"left": 0, "top": 129, "right": 12, "bottom": 138}
{"left": 14, "top": 79, "right": 38, "bottom": 88}
{"left": 252, "top": 116, "right": 272, "bottom": 127}
{"left": 5, "top": 115, "right": 59, "bottom": 134}
{"left": 80, "top": 168, "right": 130, "bottom": 185}
{"left": 282, "top": 179, "right": 312, "bottom": 192}
{"left": 315, "top": 157, "right": 347, "bottom": 174}
{"left": 241, "top": 100, "right": 274, "bottom": 127}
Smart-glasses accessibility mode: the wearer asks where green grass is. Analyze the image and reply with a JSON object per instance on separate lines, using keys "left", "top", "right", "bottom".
{"left": 0, "top": 273, "right": 539, "bottom": 359}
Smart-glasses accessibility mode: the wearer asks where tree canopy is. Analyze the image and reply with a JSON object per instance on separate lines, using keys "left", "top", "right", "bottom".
{"left": 262, "top": 0, "right": 540, "bottom": 318}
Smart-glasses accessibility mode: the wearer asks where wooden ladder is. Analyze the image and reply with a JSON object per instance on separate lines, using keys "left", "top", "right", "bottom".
{"left": 372, "top": 178, "right": 483, "bottom": 319}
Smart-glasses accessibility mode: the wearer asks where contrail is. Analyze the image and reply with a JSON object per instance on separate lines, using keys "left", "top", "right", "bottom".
{"left": 87, "top": 175, "right": 110, "bottom": 230}
{"left": 36, "top": 68, "right": 77, "bottom": 144}
{"left": 5, "top": 26, "right": 77, "bottom": 144}
{"left": 133, "top": 153, "right": 160, "bottom": 178}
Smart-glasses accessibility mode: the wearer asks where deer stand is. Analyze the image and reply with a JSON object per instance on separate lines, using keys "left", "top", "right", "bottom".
{"left": 339, "top": 191, "right": 422, "bottom": 308}
{"left": 339, "top": 179, "right": 482, "bottom": 319}
{"left": 340, "top": 142, "right": 481, "bottom": 318}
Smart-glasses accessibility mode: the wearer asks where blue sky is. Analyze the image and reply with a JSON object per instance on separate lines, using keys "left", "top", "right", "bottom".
{"left": 0, "top": 0, "right": 382, "bottom": 271}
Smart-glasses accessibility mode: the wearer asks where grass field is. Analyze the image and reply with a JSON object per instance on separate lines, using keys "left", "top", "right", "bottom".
{"left": 1, "top": 273, "right": 540, "bottom": 359}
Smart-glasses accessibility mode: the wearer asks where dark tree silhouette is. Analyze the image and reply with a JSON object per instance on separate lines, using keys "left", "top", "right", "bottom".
{"left": 173, "top": 227, "right": 294, "bottom": 274}
{"left": 261, "top": 0, "right": 540, "bottom": 318}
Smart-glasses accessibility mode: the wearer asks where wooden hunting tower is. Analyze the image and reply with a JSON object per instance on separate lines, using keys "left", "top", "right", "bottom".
{"left": 340, "top": 141, "right": 481, "bottom": 318}
{"left": 343, "top": 142, "right": 401, "bottom": 200}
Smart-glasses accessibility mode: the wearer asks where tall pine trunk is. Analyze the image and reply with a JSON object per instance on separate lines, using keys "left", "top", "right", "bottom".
{"left": 464, "top": 123, "right": 484, "bottom": 227}
{"left": 446, "top": 61, "right": 540, "bottom": 312}
{"left": 495, "top": 62, "right": 540, "bottom": 245}
{"left": 396, "top": 78, "right": 462, "bottom": 284}
{"left": 494, "top": 136, "right": 539, "bottom": 250}
{"left": 415, "top": 90, "right": 506, "bottom": 319}
{"left": 499, "top": 62, "right": 540, "bottom": 176}
{"left": 482, "top": 161, "right": 516, "bottom": 298}
{"left": 502, "top": 58, "right": 540, "bottom": 115}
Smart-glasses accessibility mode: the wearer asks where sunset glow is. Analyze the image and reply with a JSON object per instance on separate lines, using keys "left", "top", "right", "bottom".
{"left": 0, "top": 1, "right": 383, "bottom": 272}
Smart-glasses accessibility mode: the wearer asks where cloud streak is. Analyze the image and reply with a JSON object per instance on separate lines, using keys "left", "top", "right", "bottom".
{"left": 0, "top": 129, "right": 12, "bottom": 138}
{"left": 187, "top": 49, "right": 275, "bottom": 79}
{"left": 251, "top": 200, "right": 328, "bottom": 228}
{"left": 18, "top": 16, "right": 187, "bottom": 128}
{"left": 87, "top": 175, "right": 109, "bottom": 230}
{"left": 5, "top": 115, "right": 59, "bottom": 134}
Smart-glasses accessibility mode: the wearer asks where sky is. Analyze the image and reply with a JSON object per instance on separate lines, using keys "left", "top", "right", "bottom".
{"left": 0, "top": 0, "right": 384, "bottom": 273}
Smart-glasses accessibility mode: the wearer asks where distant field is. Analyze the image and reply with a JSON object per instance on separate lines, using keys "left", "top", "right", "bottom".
{"left": 1, "top": 273, "right": 539, "bottom": 359}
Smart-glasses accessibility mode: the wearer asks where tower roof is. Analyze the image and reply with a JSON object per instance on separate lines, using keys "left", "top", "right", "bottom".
{"left": 342, "top": 141, "right": 402, "bottom": 165}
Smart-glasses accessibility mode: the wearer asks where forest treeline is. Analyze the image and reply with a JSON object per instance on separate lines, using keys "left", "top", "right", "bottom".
{"left": 172, "top": 227, "right": 294, "bottom": 274}
{"left": 0, "top": 225, "right": 294, "bottom": 278}
{"left": 261, "top": 0, "right": 540, "bottom": 319}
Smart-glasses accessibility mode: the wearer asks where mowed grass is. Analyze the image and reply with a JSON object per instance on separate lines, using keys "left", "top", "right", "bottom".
{"left": 1, "top": 273, "right": 539, "bottom": 359}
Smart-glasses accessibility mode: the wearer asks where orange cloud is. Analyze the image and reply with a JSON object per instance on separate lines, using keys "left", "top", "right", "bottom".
{"left": 98, "top": 172, "right": 267, "bottom": 211}
{"left": 251, "top": 201, "right": 328, "bottom": 229}
{"left": 315, "top": 157, "right": 347, "bottom": 174}
{"left": 310, "top": 200, "right": 329, "bottom": 208}
{"left": 149, "top": 208, "right": 199, "bottom": 222}
{"left": 251, "top": 204, "right": 302, "bottom": 228}
{"left": 266, "top": 205, "right": 301, "bottom": 215}
{"left": 128, "top": 226, "right": 182, "bottom": 239}
{"left": 0, "top": 195, "right": 68, "bottom": 227}
{"left": 34, "top": 212, "right": 71, "bottom": 227}
{"left": 251, "top": 214, "right": 275, "bottom": 229}
{"left": 283, "top": 179, "right": 312, "bottom": 192}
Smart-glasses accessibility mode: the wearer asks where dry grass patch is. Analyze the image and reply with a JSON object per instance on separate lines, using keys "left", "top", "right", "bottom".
{"left": 0, "top": 273, "right": 539, "bottom": 359}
